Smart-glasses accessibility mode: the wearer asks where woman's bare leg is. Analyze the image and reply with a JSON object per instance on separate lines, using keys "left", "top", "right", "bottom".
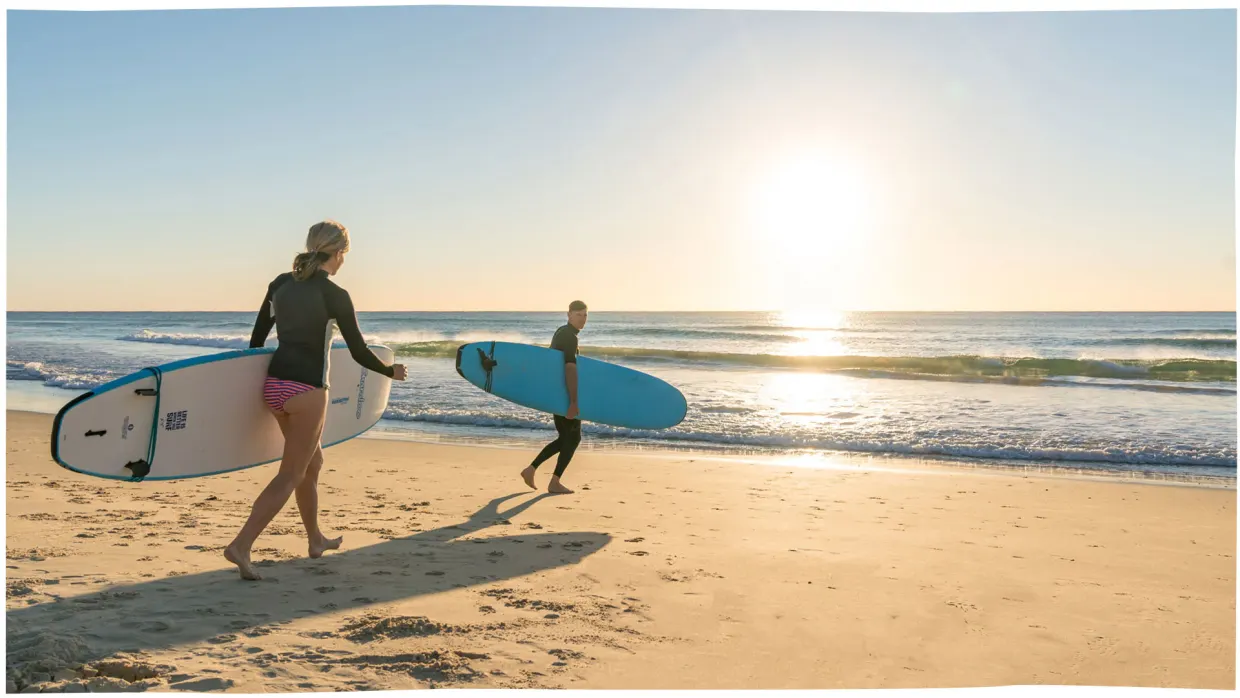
{"left": 295, "top": 445, "right": 341, "bottom": 558}
{"left": 224, "top": 389, "right": 327, "bottom": 580}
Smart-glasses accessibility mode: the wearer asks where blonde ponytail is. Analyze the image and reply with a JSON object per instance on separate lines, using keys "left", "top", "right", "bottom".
{"left": 292, "top": 220, "right": 350, "bottom": 281}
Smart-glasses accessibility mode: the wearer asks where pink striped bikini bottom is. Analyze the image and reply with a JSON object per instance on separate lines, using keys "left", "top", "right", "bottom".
{"left": 263, "top": 376, "right": 318, "bottom": 413}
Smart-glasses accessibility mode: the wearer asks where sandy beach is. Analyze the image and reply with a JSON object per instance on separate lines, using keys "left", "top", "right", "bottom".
{"left": 5, "top": 409, "right": 1235, "bottom": 691}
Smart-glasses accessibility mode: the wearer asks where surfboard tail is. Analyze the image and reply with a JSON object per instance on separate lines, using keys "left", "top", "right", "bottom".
{"left": 50, "top": 390, "right": 94, "bottom": 468}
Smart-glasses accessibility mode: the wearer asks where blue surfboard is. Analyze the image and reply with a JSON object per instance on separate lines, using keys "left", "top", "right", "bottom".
{"left": 455, "top": 341, "right": 688, "bottom": 430}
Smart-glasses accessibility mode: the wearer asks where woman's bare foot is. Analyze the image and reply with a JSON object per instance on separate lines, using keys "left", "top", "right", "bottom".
{"left": 308, "top": 534, "right": 343, "bottom": 559}
{"left": 224, "top": 544, "right": 261, "bottom": 581}
{"left": 521, "top": 466, "right": 537, "bottom": 490}
{"left": 548, "top": 478, "right": 573, "bottom": 495}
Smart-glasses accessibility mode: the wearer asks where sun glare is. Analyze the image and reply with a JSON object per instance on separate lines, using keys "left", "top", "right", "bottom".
{"left": 754, "top": 154, "right": 870, "bottom": 258}
{"left": 774, "top": 308, "right": 852, "bottom": 356}
{"left": 751, "top": 153, "right": 874, "bottom": 314}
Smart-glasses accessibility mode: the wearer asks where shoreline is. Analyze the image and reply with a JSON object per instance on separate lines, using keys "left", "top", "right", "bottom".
{"left": 8, "top": 384, "right": 1235, "bottom": 488}
{"left": 364, "top": 423, "right": 1238, "bottom": 490}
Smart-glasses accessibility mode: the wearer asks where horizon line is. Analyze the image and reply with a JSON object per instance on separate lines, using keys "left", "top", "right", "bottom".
{"left": 6, "top": 309, "right": 1237, "bottom": 314}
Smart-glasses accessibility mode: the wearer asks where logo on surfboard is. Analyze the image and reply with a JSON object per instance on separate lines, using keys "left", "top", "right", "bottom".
{"left": 165, "top": 410, "right": 187, "bottom": 431}
{"left": 355, "top": 371, "right": 367, "bottom": 420}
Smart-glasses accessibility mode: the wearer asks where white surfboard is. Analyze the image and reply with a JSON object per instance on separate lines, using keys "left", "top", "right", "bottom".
{"left": 50, "top": 345, "right": 393, "bottom": 481}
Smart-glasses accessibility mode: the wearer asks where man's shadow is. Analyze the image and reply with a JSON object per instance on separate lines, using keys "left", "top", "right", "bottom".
{"left": 7, "top": 492, "right": 608, "bottom": 664}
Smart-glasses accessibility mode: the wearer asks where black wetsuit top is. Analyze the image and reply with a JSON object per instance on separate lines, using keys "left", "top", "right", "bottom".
{"left": 249, "top": 271, "right": 394, "bottom": 388}
{"left": 551, "top": 324, "right": 580, "bottom": 363}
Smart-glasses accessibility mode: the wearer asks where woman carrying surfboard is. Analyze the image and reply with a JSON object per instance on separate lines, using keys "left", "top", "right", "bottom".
{"left": 224, "top": 220, "right": 407, "bottom": 581}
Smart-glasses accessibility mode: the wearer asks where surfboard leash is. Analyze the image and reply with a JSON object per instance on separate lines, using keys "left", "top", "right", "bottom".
{"left": 124, "top": 366, "right": 162, "bottom": 482}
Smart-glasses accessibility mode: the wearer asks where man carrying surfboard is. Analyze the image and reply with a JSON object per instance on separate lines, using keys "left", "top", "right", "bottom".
{"left": 521, "top": 300, "right": 588, "bottom": 494}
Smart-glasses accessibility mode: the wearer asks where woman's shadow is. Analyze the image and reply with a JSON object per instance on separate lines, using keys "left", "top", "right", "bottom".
{"left": 7, "top": 492, "right": 609, "bottom": 665}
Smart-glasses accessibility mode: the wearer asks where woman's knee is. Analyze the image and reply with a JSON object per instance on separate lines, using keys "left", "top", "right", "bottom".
{"left": 304, "top": 450, "right": 324, "bottom": 477}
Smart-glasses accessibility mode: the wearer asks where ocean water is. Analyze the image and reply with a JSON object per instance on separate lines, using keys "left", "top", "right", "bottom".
{"left": 6, "top": 311, "right": 1236, "bottom": 482}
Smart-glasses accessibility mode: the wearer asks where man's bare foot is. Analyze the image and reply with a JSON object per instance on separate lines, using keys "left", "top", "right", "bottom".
{"left": 309, "top": 534, "right": 343, "bottom": 559}
{"left": 521, "top": 466, "right": 537, "bottom": 490}
{"left": 224, "top": 544, "right": 261, "bottom": 581}
{"left": 548, "top": 478, "right": 573, "bottom": 495}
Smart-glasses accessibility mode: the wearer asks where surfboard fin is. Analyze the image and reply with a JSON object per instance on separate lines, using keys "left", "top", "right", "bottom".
{"left": 124, "top": 460, "right": 151, "bottom": 481}
{"left": 476, "top": 345, "right": 499, "bottom": 393}
{"left": 476, "top": 347, "right": 499, "bottom": 372}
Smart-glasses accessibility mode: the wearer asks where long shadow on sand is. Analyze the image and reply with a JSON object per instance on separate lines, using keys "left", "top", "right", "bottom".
{"left": 7, "top": 492, "right": 610, "bottom": 665}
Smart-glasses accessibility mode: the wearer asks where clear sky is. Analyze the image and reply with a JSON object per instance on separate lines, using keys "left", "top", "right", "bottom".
{"left": 7, "top": 6, "right": 1236, "bottom": 312}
